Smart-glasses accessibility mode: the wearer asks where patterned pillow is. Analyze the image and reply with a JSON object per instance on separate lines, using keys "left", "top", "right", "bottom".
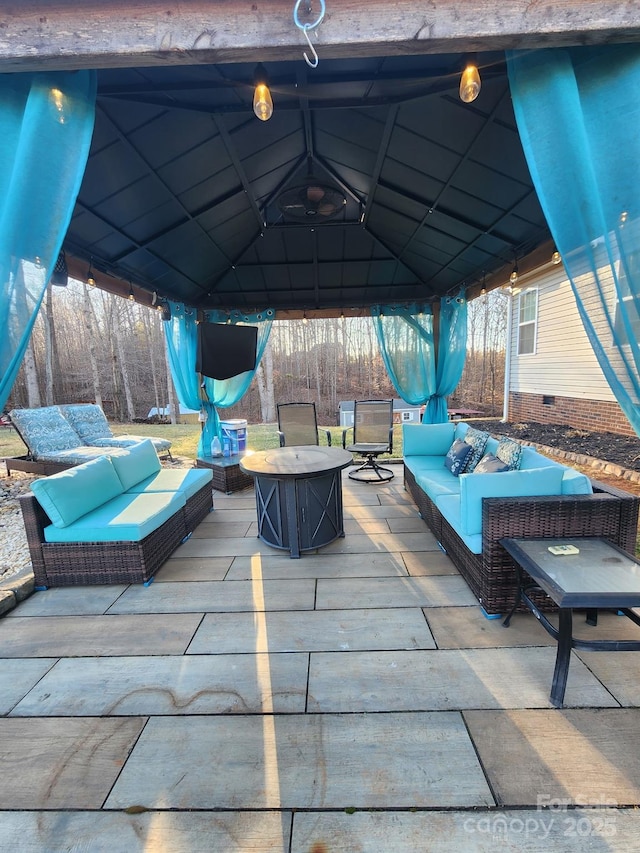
{"left": 444, "top": 439, "right": 472, "bottom": 476}
{"left": 461, "top": 427, "right": 489, "bottom": 473}
{"left": 61, "top": 404, "right": 113, "bottom": 443}
{"left": 473, "top": 453, "right": 510, "bottom": 474}
{"left": 496, "top": 436, "right": 523, "bottom": 470}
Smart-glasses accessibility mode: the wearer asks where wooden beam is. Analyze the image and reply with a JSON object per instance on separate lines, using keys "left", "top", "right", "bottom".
{"left": 2, "top": 1, "right": 640, "bottom": 72}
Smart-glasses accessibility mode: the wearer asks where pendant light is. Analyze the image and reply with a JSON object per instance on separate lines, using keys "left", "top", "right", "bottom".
{"left": 459, "top": 63, "right": 481, "bottom": 104}
{"left": 253, "top": 64, "right": 273, "bottom": 122}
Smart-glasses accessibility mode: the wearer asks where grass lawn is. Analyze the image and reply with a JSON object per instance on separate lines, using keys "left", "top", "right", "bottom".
{"left": 0, "top": 421, "right": 406, "bottom": 463}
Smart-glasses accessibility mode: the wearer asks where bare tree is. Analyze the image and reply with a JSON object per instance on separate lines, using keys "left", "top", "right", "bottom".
{"left": 42, "top": 281, "right": 61, "bottom": 404}
{"left": 255, "top": 337, "right": 275, "bottom": 422}
{"left": 82, "top": 283, "right": 103, "bottom": 408}
{"left": 22, "top": 337, "right": 41, "bottom": 408}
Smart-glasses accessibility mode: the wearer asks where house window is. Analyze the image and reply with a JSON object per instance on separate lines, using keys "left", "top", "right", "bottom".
{"left": 401, "top": 411, "right": 412, "bottom": 422}
{"left": 613, "top": 251, "right": 640, "bottom": 345}
{"left": 517, "top": 289, "right": 538, "bottom": 355}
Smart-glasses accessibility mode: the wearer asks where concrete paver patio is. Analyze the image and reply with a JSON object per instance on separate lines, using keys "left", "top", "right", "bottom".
{"left": 2, "top": 468, "right": 640, "bottom": 850}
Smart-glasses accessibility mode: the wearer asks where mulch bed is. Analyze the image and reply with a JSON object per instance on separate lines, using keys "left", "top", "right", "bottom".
{"left": 479, "top": 420, "right": 640, "bottom": 474}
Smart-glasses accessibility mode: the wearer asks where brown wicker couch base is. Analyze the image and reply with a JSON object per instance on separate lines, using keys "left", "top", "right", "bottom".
{"left": 184, "top": 483, "right": 214, "bottom": 530}
{"left": 404, "top": 464, "right": 639, "bottom": 616}
{"left": 20, "top": 493, "right": 191, "bottom": 588}
{"left": 196, "top": 455, "right": 254, "bottom": 494}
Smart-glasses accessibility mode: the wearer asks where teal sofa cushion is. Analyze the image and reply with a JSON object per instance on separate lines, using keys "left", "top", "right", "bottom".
{"left": 111, "top": 440, "right": 162, "bottom": 491}
{"left": 415, "top": 466, "right": 463, "bottom": 501}
{"left": 31, "top": 455, "right": 124, "bottom": 528}
{"left": 43, "top": 490, "right": 186, "bottom": 543}
{"left": 459, "top": 466, "right": 565, "bottom": 537}
{"left": 519, "top": 446, "right": 558, "bottom": 470}
{"left": 561, "top": 468, "right": 593, "bottom": 495}
{"left": 126, "top": 467, "right": 213, "bottom": 500}
{"left": 435, "top": 494, "right": 482, "bottom": 554}
{"left": 402, "top": 423, "right": 455, "bottom": 456}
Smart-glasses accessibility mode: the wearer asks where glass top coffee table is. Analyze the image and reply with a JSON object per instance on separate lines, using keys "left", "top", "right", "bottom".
{"left": 500, "top": 537, "right": 640, "bottom": 707}
{"left": 240, "top": 446, "right": 353, "bottom": 558}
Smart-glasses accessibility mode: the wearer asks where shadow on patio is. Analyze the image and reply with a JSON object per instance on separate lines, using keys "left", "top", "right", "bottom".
{"left": 1, "top": 468, "right": 640, "bottom": 850}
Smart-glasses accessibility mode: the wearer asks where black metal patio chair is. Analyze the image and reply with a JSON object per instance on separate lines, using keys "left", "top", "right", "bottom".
{"left": 342, "top": 399, "right": 394, "bottom": 482}
{"left": 277, "top": 402, "right": 332, "bottom": 447}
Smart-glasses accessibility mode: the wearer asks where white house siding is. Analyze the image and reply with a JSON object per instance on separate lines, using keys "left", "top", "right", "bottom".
{"left": 508, "top": 265, "right": 616, "bottom": 402}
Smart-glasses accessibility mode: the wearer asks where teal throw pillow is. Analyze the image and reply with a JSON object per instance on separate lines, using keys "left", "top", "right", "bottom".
{"left": 461, "top": 427, "right": 489, "bottom": 473}
{"left": 474, "top": 453, "right": 510, "bottom": 474}
{"left": 496, "top": 436, "right": 523, "bottom": 470}
{"left": 444, "top": 439, "right": 472, "bottom": 476}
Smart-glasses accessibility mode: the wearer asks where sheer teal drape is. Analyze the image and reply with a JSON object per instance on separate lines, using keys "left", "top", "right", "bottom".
{"left": 508, "top": 45, "right": 640, "bottom": 436}
{"left": 372, "top": 303, "right": 435, "bottom": 404}
{"left": 372, "top": 297, "right": 467, "bottom": 423}
{"left": 427, "top": 295, "right": 468, "bottom": 423}
{"left": 0, "top": 71, "right": 97, "bottom": 411}
{"left": 164, "top": 303, "right": 274, "bottom": 456}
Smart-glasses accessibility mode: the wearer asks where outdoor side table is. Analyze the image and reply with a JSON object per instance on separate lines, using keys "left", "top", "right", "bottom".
{"left": 240, "top": 445, "right": 353, "bottom": 558}
{"left": 501, "top": 536, "right": 640, "bottom": 708}
{"left": 196, "top": 452, "right": 254, "bottom": 494}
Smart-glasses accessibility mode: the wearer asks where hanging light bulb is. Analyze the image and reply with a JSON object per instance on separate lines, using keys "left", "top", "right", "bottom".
{"left": 551, "top": 250, "right": 562, "bottom": 265}
{"left": 128, "top": 284, "right": 135, "bottom": 301}
{"left": 253, "top": 64, "right": 273, "bottom": 122}
{"left": 86, "top": 260, "right": 96, "bottom": 286}
{"left": 49, "top": 87, "right": 66, "bottom": 124}
{"left": 459, "top": 63, "right": 481, "bottom": 103}
{"left": 302, "top": 310, "right": 308, "bottom": 325}
{"left": 510, "top": 263, "right": 519, "bottom": 284}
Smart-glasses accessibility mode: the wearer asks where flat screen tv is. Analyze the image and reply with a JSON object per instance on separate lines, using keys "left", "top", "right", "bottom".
{"left": 196, "top": 323, "right": 258, "bottom": 380}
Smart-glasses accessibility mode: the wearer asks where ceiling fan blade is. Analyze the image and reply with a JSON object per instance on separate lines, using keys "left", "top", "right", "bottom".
{"left": 306, "top": 185, "right": 325, "bottom": 202}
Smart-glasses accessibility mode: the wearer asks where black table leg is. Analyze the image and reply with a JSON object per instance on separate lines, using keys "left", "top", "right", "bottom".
{"left": 551, "top": 608, "right": 573, "bottom": 708}
{"left": 284, "top": 479, "right": 301, "bottom": 558}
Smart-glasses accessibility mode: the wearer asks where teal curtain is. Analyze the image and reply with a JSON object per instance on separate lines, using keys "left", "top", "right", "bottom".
{"left": 0, "top": 71, "right": 97, "bottom": 411}
{"left": 508, "top": 45, "right": 640, "bottom": 436}
{"left": 372, "top": 303, "right": 435, "bottom": 405}
{"left": 372, "top": 296, "right": 467, "bottom": 424}
{"left": 426, "top": 295, "right": 468, "bottom": 423}
{"left": 164, "top": 303, "right": 274, "bottom": 456}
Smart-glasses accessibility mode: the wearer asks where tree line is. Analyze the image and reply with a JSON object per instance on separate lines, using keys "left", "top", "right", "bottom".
{"left": 7, "top": 280, "right": 508, "bottom": 425}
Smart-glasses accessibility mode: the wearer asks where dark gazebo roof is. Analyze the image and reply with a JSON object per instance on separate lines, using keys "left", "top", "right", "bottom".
{"left": 64, "top": 51, "right": 551, "bottom": 314}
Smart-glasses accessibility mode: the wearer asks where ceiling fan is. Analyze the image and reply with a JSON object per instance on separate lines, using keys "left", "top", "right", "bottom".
{"left": 277, "top": 179, "right": 347, "bottom": 222}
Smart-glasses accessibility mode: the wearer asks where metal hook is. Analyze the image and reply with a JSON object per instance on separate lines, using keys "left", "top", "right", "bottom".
{"left": 302, "top": 27, "right": 319, "bottom": 68}
{"left": 293, "top": 0, "right": 325, "bottom": 68}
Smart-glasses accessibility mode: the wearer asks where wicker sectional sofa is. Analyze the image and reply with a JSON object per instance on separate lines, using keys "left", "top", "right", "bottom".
{"left": 19, "top": 440, "right": 213, "bottom": 588}
{"left": 403, "top": 422, "right": 640, "bottom": 615}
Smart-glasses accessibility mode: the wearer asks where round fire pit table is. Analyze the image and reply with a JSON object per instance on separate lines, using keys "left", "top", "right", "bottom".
{"left": 240, "top": 445, "right": 353, "bottom": 558}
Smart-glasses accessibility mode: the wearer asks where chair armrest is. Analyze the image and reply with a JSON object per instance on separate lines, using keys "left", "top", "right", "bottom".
{"left": 341, "top": 427, "right": 352, "bottom": 449}
{"left": 321, "top": 429, "right": 332, "bottom": 447}
{"left": 277, "top": 430, "right": 285, "bottom": 448}
{"left": 388, "top": 426, "right": 394, "bottom": 455}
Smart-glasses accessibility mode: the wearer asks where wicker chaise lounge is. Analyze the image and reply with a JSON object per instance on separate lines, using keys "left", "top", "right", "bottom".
{"left": 4, "top": 405, "right": 172, "bottom": 476}
{"left": 20, "top": 440, "right": 213, "bottom": 588}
